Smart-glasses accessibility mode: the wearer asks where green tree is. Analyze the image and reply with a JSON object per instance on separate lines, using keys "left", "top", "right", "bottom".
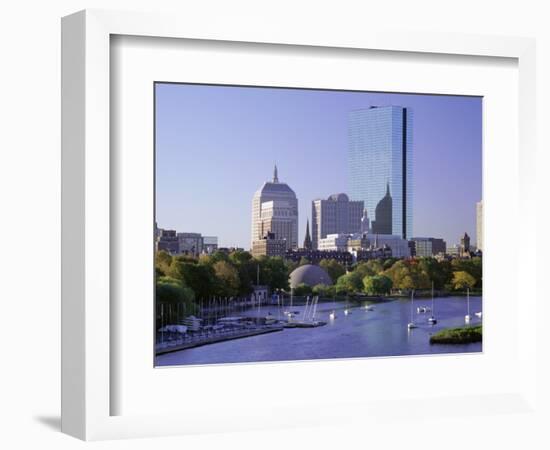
{"left": 382, "top": 257, "right": 399, "bottom": 270}
{"left": 298, "top": 256, "right": 311, "bottom": 267}
{"left": 312, "top": 283, "right": 329, "bottom": 297}
{"left": 335, "top": 271, "right": 363, "bottom": 294}
{"left": 363, "top": 275, "right": 393, "bottom": 295}
{"left": 400, "top": 275, "right": 415, "bottom": 291}
{"left": 452, "top": 271, "right": 476, "bottom": 290}
{"left": 168, "top": 256, "right": 217, "bottom": 300}
{"left": 285, "top": 259, "right": 299, "bottom": 277}
{"left": 354, "top": 260, "right": 384, "bottom": 279}
{"left": 213, "top": 260, "right": 240, "bottom": 297}
{"left": 293, "top": 283, "right": 312, "bottom": 296}
{"left": 383, "top": 259, "right": 430, "bottom": 290}
{"left": 325, "top": 285, "right": 336, "bottom": 298}
{"left": 319, "top": 259, "right": 346, "bottom": 284}
{"left": 451, "top": 257, "right": 482, "bottom": 288}
{"left": 364, "top": 259, "right": 384, "bottom": 275}
{"left": 228, "top": 250, "right": 255, "bottom": 295}
{"left": 418, "top": 257, "right": 452, "bottom": 290}
{"left": 255, "top": 256, "right": 289, "bottom": 291}
{"left": 156, "top": 277, "right": 196, "bottom": 327}
{"left": 155, "top": 250, "right": 173, "bottom": 275}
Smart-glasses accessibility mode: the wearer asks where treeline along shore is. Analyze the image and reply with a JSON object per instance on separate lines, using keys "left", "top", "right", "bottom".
{"left": 155, "top": 249, "right": 482, "bottom": 326}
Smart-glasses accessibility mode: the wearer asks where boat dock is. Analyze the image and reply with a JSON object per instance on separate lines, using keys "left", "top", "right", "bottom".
{"left": 156, "top": 326, "right": 284, "bottom": 355}
{"left": 283, "top": 321, "right": 327, "bottom": 328}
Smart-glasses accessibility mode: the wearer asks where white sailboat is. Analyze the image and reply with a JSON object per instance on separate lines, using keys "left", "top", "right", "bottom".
{"left": 329, "top": 297, "right": 337, "bottom": 320}
{"left": 407, "top": 290, "right": 417, "bottom": 329}
{"left": 344, "top": 295, "right": 350, "bottom": 315}
{"left": 284, "top": 288, "right": 295, "bottom": 321}
{"left": 465, "top": 287, "right": 472, "bottom": 323}
{"left": 428, "top": 281, "right": 437, "bottom": 324}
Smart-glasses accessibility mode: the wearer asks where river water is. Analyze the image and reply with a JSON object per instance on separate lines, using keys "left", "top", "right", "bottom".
{"left": 155, "top": 295, "right": 482, "bottom": 367}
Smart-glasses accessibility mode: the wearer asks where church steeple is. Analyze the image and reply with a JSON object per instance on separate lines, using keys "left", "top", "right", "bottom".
{"left": 303, "top": 219, "right": 312, "bottom": 250}
{"left": 273, "top": 164, "right": 279, "bottom": 183}
{"left": 361, "top": 208, "right": 370, "bottom": 234}
{"left": 386, "top": 181, "right": 390, "bottom": 196}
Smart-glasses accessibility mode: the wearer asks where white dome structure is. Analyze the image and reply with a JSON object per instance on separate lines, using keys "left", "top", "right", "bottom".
{"left": 289, "top": 264, "right": 333, "bottom": 289}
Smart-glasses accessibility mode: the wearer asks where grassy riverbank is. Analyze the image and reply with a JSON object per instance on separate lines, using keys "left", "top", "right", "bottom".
{"left": 430, "top": 325, "right": 482, "bottom": 345}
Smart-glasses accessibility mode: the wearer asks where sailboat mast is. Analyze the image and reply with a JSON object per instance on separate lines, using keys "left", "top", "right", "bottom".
{"left": 410, "top": 290, "right": 414, "bottom": 322}
{"left": 431, "top": 281, "right": 435, "bottom": 312}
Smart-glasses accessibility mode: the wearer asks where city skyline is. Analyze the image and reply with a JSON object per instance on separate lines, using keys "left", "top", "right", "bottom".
{"left": 156, "top": 83, "right": 482, "bottom": 248}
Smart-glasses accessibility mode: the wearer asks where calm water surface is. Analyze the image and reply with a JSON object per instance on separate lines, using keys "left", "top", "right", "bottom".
{"left": 155, "top": 296, "right": 482, "bottom": 366}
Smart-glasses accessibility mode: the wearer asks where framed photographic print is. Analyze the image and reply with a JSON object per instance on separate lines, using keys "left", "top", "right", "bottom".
{"left": 153, "top": 82, "right": 483, "bottom": 367}
{"left": 62, "top": 9, "right": 539, "bottom": 441}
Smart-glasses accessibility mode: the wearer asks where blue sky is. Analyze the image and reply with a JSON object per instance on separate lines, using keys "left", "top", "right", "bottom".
{"left": 155, "top": 83, "right": 482, "bottom": 249}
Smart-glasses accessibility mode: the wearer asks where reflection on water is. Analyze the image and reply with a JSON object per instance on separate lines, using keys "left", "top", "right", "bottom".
{"left": 155, "top": 296, "right": 482, "bottom": 367}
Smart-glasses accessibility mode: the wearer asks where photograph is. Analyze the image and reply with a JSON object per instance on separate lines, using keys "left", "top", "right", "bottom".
{"left": 153, "top": 83, "right": 483, "bottom": 367}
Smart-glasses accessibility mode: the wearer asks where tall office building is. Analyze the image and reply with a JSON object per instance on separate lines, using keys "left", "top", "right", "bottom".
{"left": 311, "top": 193, "right": 363, "bottom": 249}
{"left": 476, "top": 200, "right": 483, "bottom": 252}
{"left": 371, "top": 182, "right": 392, "bottom": 234}
{"left": 460, "top": 232, "right": 471, "bottom": 254}
{"left": 348, "top": 106, "right": 413, "bottom": 239}
{"left": 251, "top": 166, "right": 298, "bottom": 251}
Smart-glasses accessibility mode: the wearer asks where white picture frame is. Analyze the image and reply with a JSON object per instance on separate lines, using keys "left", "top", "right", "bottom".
{"left": 61, "top": 9, "right": 538, "bottom": 441}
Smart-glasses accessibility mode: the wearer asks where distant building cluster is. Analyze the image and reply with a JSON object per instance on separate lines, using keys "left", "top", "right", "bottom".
{"left": 157, "top": 105, "right": 481, "bottom": 265}
{"left": 443, "top": 232, "right": 481, "bottom": 259}
{"left": 155, "top": 223, "right": 218, "bottom": 257}
{"left": 247, "top": 105, "right": 423, "bottom": 261}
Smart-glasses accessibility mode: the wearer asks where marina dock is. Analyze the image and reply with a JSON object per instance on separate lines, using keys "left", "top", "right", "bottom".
{"left": 156, "top": 326, "right": 284, "bottom": 355}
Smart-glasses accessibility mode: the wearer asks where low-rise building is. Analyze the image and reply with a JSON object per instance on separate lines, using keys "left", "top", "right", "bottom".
{"left": 156, "top": 229, "right": 179, "bottom": 254}
{"left": 285, "top": 249, "right": 353, "bottom": 266}
{"left": 347, "top": 233, "right": 410, "bottom": 258}
{"left": 217, "top": 246, "right": 245, "bottom": 254}
{"left": 251, "top": 232, "right": 287, "bottom": 258}
{"left": 202, "top": 236, "right": 218, "bottom": 254}
{"left": 446, "top": 245, "right": 461, "bottom": 257}
{"left": 353, "top": 245, "right": 392, "bottom": 262}
{"left": 410, "top": 237, "right": 447, "bottom": 257}
{"left": 177, "top": 232, "right": 203, "bottom": 256}
{"left": 318, "top": 233, "right": 351, "bottom": 251}
{"left": 251, "top": 285, "right": 269, "bottom": 304}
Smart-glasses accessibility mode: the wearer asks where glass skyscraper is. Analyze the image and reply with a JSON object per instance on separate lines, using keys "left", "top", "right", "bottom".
{"left": 348, "top": 106, "right": 412, "bottom": 239}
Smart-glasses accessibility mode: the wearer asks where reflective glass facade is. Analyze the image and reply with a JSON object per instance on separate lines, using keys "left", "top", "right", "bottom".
{"left": 348, "top": 106, "right": 413, "bottom": 239}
